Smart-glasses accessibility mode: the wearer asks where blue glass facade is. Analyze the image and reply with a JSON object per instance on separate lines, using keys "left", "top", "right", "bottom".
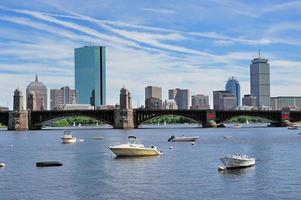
{"left": 75, "top": 46, "right": 106, "bottom": 106}
{"left": 225, "top": 77, "right": 240, "bottom": 106}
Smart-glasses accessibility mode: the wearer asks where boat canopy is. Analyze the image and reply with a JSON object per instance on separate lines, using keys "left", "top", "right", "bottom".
{"left": 128, "top": 136, "right": 137, "bottom": 139}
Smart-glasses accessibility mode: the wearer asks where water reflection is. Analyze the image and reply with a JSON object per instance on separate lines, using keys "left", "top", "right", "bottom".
{"left": 219, "top": 166, "right": 256, "bottom": 176}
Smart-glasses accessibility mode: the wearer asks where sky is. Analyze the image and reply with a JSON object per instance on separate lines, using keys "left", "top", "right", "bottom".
{"left": 0, "top": 0, "right": 301, "bottom": 109}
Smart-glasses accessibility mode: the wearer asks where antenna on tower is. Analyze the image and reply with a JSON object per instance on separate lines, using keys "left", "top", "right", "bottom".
{"left": 258, "top": 49, "right": 261, "bottom": 58}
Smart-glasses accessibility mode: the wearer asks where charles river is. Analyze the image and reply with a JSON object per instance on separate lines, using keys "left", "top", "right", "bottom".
{"left": 1, "top": 124, "right": 301, "bottom": 200}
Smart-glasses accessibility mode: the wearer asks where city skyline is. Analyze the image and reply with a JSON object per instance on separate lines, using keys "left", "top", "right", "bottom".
{"left": 0, "top": 1, "right": 301, "bottom": 108}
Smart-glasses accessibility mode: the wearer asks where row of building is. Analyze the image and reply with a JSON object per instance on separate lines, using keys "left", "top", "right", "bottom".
{"left": 144, "top": 55, "right": 301, "bottom": 111}
{"left": 145, "top": 86, "right": 209, "bottom": 110}
{"left": 8, "top": 45, "right": 301, "bottom": 111}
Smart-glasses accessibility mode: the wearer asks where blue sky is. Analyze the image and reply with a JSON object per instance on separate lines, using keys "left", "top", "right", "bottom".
{"left": 0, "top": 0, "right": 301, "bottom": 108}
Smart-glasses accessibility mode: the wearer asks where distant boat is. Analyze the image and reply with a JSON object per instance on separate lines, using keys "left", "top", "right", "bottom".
{"left": 163, "top": 121, "right": 166, "bottom": 125}
{"left": 78, "top": 123, "right": 81, "bottom": 127}
{"left": 61, "top": 131, "right": 77, "bottom": 144}
{"left": 234, "top": 124, "right": 241, "bottom": 128}
{"left": 288, "top": 124, "right": 299, "bottom": 130}
{"left": 72, "top": 122, "right": 76, "bottom": 127}
{"left": 246, "top": 119, "right": 249, "bottom": 124}
{"left": 168, "top": 135, "right": 199, "bottom": 142}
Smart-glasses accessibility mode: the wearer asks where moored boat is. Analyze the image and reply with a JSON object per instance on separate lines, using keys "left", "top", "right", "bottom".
{"left": 218, "top": 154, "right": 255, "bottom": 170}
{"left": 61, "top": 131, "right": 77, "bottom": 144}
{"left": 288, "top": 124, "right": 299, "bottom": 130}
{"left": 168, "top": 135, "right": 199, "bottom": 142}
{"left": 234, "top": 124, "right": 241, "bottom": 128}
{"left": 109, "top": 136, "right": 161, "bottom": 157}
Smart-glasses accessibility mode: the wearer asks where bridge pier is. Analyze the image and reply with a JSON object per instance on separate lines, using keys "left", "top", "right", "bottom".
{"left": 8, "top": 111, "right": 29, "bottom": 131}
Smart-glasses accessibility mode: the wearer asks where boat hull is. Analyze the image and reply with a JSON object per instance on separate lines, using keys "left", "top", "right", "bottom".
{"left": 220, "top": 157, "right": 255, "bottom": 168}
{"left": 109, "top": 147, "right": 160, "bottom": 157}
{"left": 169, "top": 136, "right": 199, "bottom": 142}
{"left": 61, "top": 138, "right": 77, "bottom": 144}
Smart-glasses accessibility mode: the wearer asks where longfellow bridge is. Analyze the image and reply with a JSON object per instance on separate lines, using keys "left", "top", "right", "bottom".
{"left": 2, "top": 87, "right": 301, "bottom": 130}
{"left": 0, "top": 109, "right": 300, "bottom": 130}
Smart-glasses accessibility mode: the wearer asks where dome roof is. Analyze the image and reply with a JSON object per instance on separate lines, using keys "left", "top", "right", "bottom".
{"left": 27, "top": 75, "right": 47, "bottom": 90}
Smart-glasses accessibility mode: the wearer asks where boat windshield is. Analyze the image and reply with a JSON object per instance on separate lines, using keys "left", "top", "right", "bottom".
{"left": 64, "top": 131, "right": 71, "bottom": 135}
{"left": 128, "top": 136, "right": 140, "bottom": 144}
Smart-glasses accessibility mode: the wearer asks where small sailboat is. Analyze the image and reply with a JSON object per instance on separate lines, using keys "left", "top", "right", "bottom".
{"left": 72, "top": 122, "right": 76, "bottom": 127}
{"left": 246, "top": 119, "right": 249, "bottom": 124}
{"left": 78, "top": 123, "right": 81, "bottom": 127}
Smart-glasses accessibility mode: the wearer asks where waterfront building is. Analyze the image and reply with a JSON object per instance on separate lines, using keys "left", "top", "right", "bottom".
{"left": 75, "top": 46, "right": 106, "bottom": 107}
{"left": 50, "top": 87, "right": 77, "bottom": 110}
{"left": 168, "top": 88, "right": 190, "bottom": 109}
{"left": 145, "top": 97, "right": 162, "bottom": 109}
{"left": 213, "top": 90, "right": 237, "bottom": 110}
{"left": 57, "top": 104, "right": 94, "bottom": 110}
{"left": 26, "top": 75, "right": 47, "bottom": 110}
{"left": 163, "top": 99, "right": 178, "bottom": 110}
{"left": 225, "top": 77, "right": 240, "bottom": 106}
{"left": 250, "top": 54, "right": 270, "bottom": 107}
{"left": 191, "top": 94, "right": 210, "bottom": 109}
{"left": 270, "top": 96, "right": 301, "bottom": 110}
{"left": 242, "top": 94, "right": 257, "bottom": 107}
{"left": 145, "top": 86, "right": 162, "bottom": 109}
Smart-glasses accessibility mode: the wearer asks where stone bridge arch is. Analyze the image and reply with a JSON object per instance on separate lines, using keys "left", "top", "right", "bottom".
{"left": 0, "top": 111, "right": 9, "bottom": 127}
{"left": 215, "top": 110, "right": 283, "bottom": 123}
{"left": 134, "top": 109, "right": 208, "bottom": 127}
{"left": 29, "top": 110, "right": 115, "bottom": 129}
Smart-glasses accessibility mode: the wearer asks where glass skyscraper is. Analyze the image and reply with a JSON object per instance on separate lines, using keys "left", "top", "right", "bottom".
{"left": 75, "top": 46, "right": 106, "bottom": 106}
{"left": 250, "top": 56, "right": 270, "bottom": 107}
{"left": 225, "top": 76, "right": 240, "bottom": 106}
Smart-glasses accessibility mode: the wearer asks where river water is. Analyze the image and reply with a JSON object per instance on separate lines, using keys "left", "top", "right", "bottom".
{"left": 0, "top": 124, "right": 301, "bottom": 200}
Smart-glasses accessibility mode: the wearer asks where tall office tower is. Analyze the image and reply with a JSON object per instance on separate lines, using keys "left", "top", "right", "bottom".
{"left": 250, "top": 54, "right": 270, "bottom": 107}
{"left": 168, "top": 88, "right": 190, "bottom": 109}
{"left": 225, "top": 76, "right": 240, "bottom": 106}
{"left": 145, "top": 86, "right": 162, "bottom": 109}
{"left": 213, "top": 90, "right": 237, "bottom": 110}
{"left": 50, "top": 87, "right": 77, "bottom": 110}
{"left": 242, "top": 94, "right": 257, "bottom": 107}
{"left": 26, "top": 75, "right": 48, "bottom": 110}
{"left": 191, "top": 94, "right": 209, "bottom": 109}
{"left": 75, "top": 46, "right": 106, "bottom": 107}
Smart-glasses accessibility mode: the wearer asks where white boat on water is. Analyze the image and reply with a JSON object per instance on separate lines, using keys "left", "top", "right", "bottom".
{"left": 109, "top": 136, "right": 162, "bottom": 157}
{"left": 234, "top": 124, "right": 241, "bottom": 128}
{"left": 218, "top": 154, "right": 255, "bottom": 170}
{"left": 168, "top": 135, "right": 199, "bottom": 142}
{"left": 288, "top": 124, "right": 299, "bottom": 130}
{"left": 61, "top": 131, "right": 77, "bottom": 144}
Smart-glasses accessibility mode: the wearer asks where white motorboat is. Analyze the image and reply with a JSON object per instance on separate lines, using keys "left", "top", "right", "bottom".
{"left": 218, "top": 154, "right": 255, "bottom": 170}
{"left": 109, "top": 136, "right": 161, "bottom": 157}
{"left": 288, "top": 124, "right": 299, "bottom": 130}
{"left": 168, "top": 135, "right": 199, "bottom": 142}
{"left": 61, "top": 131, "right": 77, "bottom": 144}
{"left": 234, "top": 124, "right": 241, "bottom": 128}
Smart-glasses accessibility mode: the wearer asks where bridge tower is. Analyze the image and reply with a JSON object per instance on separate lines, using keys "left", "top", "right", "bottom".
{"left": 113, "top": 87, "right": 134, "bottom": 129}
{"left": 8, "top": 88, "right": 29, "bottom": 131}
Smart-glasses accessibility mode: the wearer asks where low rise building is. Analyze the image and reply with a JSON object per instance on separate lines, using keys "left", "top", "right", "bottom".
{"left": 163, "top": 100, "right": 178, "bottom": 110}
{"left": 270, "top": 96, "right": 301, "bottom": 110}
{"left": 242, "top": 94, "right": 257, "bottom": 107}
{"left": 191, "top": 94, "right": 209, "bottom": 109}
{"left": 213, "top": 90, "right": 237, "bottom": 110}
